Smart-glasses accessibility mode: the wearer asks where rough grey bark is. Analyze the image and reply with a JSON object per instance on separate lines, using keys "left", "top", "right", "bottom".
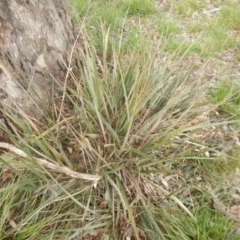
{"left": 0, "top": 0, "right": 76, "bottom": 119}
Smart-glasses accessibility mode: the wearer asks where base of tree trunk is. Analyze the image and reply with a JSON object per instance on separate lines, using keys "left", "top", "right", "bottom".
{"left": 0, "top": 0, "right": 76, "bottom": 120}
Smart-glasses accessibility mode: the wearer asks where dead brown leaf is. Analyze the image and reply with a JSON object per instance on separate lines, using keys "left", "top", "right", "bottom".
{"left": 230, "top": 205, "right": 240, "bottom": 216}
{"left": 2, "top": 168, "right": 14, "bottom": 181}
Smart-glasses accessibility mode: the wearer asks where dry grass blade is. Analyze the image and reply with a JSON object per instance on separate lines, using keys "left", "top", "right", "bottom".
{"left": 0, "top": 142, "right": 101, "bottom": 181}
{"left": 145, "top": 178, "right": 197, "bottom": 222}
{"left": 212, "top": 198, "right": 240, "bottom": 222}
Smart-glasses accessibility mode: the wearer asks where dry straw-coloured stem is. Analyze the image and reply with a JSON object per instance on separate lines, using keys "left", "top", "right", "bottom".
{"left": 0, "top": 142, "right": 101, "bottom": 181}
{"left": 212, "top": 198, "right": 240, "bottom": 222}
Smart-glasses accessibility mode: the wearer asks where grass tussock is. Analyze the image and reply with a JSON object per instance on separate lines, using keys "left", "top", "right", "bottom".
{"left": 1, "top": 0, "right": 240, "bottom": 239}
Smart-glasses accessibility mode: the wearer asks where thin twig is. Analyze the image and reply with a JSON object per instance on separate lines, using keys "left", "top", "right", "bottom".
{"left": 0, "top": 142, "right": 101, "bottom": 181}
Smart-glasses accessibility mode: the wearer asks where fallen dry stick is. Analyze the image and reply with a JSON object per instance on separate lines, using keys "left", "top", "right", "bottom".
{"left": 0, "top": 142, "right": 101, "bottom": 181}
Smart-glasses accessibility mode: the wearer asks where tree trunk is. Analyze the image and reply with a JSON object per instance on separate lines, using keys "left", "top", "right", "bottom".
{"left": 0, "top": 0, "right": 76, "bottom": 120}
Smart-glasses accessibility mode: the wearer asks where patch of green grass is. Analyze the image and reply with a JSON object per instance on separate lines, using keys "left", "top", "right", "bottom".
{"left": 217, "top": 4, "right": 240, "bottom": 30}
{"left": 158, "top": 16, "right": 181, "bottom": 37}
{"left": 121, "top": 27, "right": 153, "bottom": 53}
{"left": 156, "top": 13, "right": 235, "bottom": 56}
{"left": 186, "top": 21, "right": 236, "bottom": 56}
{"left": 155, "top": 205, "right": 237, "bottom": 240}
{"left": 201, "top": 25, "right": 235, "bottom": 55}
{"left": 93, "top": 2, "right": 124, "bottom": 28}
{"left": 69, "top": 0, "right": 154, "bottom": 56}
{"left": 173, "top": 0, "right": 207, "bottom": 17}
{"left": 186, "top": 23, "right": 235, "bottom": 56}
{"left": 210, "top": 80, "right": 240, "bottom": 121}
{"left": 187, "top": 21, "right": 208, "bottom": 34}
{"left": 67, "top": 0, "right": 90, "bottom": 19}
{"left": 118, "top": 0, "right": 158, "bottom": 16}
{"left": 183, "top": 155, "right": 240, "bottom": 182}
{"left": 169, "top": 1, "right": 240, "bottom": 56}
